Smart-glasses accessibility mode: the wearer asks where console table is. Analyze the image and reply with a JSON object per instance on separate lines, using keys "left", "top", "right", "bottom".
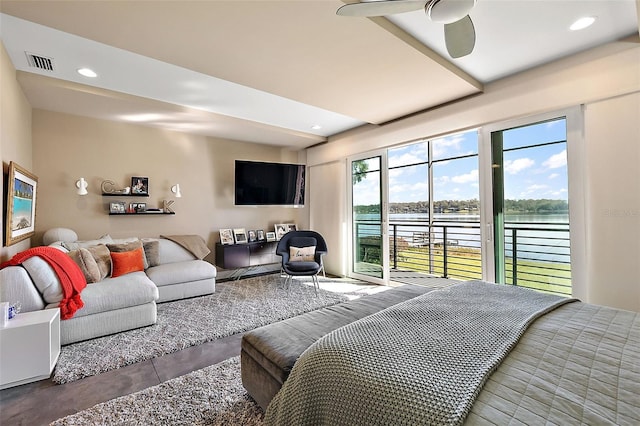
{"left": 215, "top": 241, "right": 279, "bottom": 274}
{"left": 0, "top": 309, "right": 60, "bottom": 389}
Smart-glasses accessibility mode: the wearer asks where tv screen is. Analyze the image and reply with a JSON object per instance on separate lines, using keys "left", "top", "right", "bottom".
{"left": 235, "top": 160, "right": 305, "bottom": 206}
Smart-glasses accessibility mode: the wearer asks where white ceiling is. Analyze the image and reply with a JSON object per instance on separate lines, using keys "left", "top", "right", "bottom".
{"left": 1, "top": 1, "right": 638, "bottom": 150}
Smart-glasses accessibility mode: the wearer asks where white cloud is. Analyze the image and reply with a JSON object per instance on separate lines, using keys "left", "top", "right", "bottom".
{"left": 527, "top": 184, "right": 549, "bottom": 191}
{"left": 388, "top": 143, "right": 428, "bottom": 167}
{"left": 548, "top": 173, "right": 559, "bottom": 179}
{"left": 504, "top": 158, "right": 535, "bottom": 174}
{"left": 432, "top": 135, "right": 464, "bottom": 158}
{"left": 451, "top": 169, "right": 479, "bottom": 184}
{"left": 543, "top": 150, "right": 567, "bottom": 169}
{"left": 390, "top": 181, "right": 428, "bottom": 193}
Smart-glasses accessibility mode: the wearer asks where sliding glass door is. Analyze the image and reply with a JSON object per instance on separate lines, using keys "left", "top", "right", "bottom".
{"left": 346, "top": 109, "right": 582, "bottom": 294}
{"left": 349, "top": 153, "right": 388, "bottom": 284}
{"left": 482, "top": 111, "right": 579, "bottom": 296}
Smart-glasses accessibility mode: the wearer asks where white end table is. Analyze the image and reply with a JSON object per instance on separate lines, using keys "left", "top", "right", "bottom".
{"left": 0, "top": 308, "right": 60, "bottom": 389}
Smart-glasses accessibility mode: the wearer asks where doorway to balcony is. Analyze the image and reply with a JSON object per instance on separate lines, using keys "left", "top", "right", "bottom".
{"left": 349, "top": 111, "right": 578, "bottom": 296}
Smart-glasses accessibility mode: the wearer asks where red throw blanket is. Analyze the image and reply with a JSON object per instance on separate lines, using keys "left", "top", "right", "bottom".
{"left": 1, "top": 247, "right": 87, "bottom": 319}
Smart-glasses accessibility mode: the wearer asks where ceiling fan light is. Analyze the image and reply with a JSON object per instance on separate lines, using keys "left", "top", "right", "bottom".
{"left": 427, "top": 0, "right": 476, "bottom": 24}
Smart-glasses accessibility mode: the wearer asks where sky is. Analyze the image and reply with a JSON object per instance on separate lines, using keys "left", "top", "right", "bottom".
{"left": 353, "top": 119, "right": 568, "bottom": 206}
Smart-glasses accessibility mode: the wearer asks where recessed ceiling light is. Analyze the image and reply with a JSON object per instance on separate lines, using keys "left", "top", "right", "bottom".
{"left": 570, "top": 16, "right": 596, "bottom": 31}
{"left": 77, "top": 67, "right": 97, "bottom": 78}
{"left": 311, "top": 124, "right": 322, "bottom": 130}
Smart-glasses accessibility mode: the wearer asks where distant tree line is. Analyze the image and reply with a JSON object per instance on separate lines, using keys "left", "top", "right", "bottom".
{"left": 355, "top": 199, "right": 568, "bottom": 215}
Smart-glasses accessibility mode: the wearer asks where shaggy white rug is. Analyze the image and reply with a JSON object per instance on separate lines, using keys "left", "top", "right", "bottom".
{"left": 51, "top": 356, "right": 263, "bottom": 425}
{"left": 53, "top": 275, "right": 349, "bottom": 384}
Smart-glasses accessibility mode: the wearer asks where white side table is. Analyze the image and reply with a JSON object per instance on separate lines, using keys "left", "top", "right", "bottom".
{"left": 0, "top": 308, "right": 60, "bottom": 389}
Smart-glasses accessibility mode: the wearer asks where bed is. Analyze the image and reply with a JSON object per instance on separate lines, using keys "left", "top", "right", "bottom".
{"left": 264, "top": 280, "right": 639, "bottom": 425}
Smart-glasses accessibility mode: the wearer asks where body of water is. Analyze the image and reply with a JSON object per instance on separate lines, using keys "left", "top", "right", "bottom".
{"left": 356, "top": 212, "right": 571, "bottom": 263}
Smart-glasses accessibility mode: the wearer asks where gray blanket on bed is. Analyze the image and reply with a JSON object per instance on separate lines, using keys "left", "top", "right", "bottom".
{"left": 265, "top": 281, "right": 576, "bottom": 426}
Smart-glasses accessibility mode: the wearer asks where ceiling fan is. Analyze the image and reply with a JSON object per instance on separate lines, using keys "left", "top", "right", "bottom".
{"left": 337, "top": 0, "right": 477, "bottom": 58}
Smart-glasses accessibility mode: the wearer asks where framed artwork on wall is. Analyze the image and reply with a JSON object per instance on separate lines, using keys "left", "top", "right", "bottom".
{"left": 220, "top": 229, "right": 234, "bottom": 245}
{"left": 5, "top": 162, "right": 38, "bottom": 246}
{"left": 131, "top": 176, "right": 149, "bottom": 195}
{"left": 233, "top": 228, "right": 247, "bottom": 244}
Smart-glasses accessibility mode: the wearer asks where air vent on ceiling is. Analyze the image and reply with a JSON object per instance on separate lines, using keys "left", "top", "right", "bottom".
{"left": 25, "top": 52, "right": 54, "bottom": 71}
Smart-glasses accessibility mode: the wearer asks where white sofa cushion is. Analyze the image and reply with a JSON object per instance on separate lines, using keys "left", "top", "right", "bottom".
{"left": 49, "top": 271, "right": 158, "bottom": 318}
{"left": 62, "top": 235, "right": 114, "bottom": 251}
{"left": 156, "top": 239, "right": 197, "bottom": 264}
{"left": 145, "top": 260, "right": 216, "bottom": 287}
{"left": 0, "top": 267, "right": 46, "bottom": 312}
{"left": 42, "top": 227, "right": 78, "bottom": 245}
{"left": 21, "top": 257, "right": 64, "bottom": 304}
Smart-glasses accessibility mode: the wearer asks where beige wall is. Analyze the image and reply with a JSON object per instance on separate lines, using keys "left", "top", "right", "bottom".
{"left": 0, "top": 42, "right": 33, "bottom": 262}
{"left": 584, "top": 92, "right": 640, "bottom": 312}
{"left": 31, "top": 110, "right": 308, "bottom": 267}
{"left": 309, "top": 160, "right": 347, "bottom": 277}
{"left": 308, "top": 41, "right": 640, "bottom": 311}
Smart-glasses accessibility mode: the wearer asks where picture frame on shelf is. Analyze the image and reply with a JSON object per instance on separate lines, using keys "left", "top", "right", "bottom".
{"left": 233, "top": 228, "right": 247, "bottom": 244}
{"left": 286, "top": 223, "right": 297, "bottom": 232}
{"left": 266, "top": 231, "right": 276, "bottom": 242}
{"left": 131, "top": 176, "right": 149, "bottom": 195}
{"left": 219, "top": 228, "right": 234, "bottom": 245}
{"left": 257, "top": 229, "right": 265, "bottom": 241}
{"left": 275, "top": 224, "right": 288, "bottom": 240}
{"left": 109, "top": 201, "right": 126, "bottom": 214}
{"left": 5, "top": 162, "right": 38, "bottom": 246}
{"left": 134, "top": 202, "right": 146, "bottom": 213}
{"left": 248, "top": 230, "right": 257, "bottom": 242}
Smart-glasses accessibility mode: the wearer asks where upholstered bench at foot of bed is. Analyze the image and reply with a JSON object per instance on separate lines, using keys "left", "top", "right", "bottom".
{"left": 241, "top": 284, "right": 434, "bottom": 410}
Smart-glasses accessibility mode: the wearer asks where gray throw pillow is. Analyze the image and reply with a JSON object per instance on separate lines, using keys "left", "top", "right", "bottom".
{"left": 67, "top": 248, "right": 101, "bottom": 284}
{"left": 141, "top": 239, "right": 160, "bottom": 268}
{"left": 85, "top": 244, "right": 112, "bottom": 280}
{"left": 107, "top": 240, "right": 149, "bottom": 269}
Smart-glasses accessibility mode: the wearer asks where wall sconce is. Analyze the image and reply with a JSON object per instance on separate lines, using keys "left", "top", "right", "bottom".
{"left": 171, "top": 184, "right": 182, "bottom": 198}
{"left": 76, "top": 178, "right": 88, "bottom": 196}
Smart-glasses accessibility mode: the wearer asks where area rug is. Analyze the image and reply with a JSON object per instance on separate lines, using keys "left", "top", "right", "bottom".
{"left": 53, "top": 275, "right": 349, "bottom": 384}
{"left": 51, "top": 356, "right": 264, "bottom": 426}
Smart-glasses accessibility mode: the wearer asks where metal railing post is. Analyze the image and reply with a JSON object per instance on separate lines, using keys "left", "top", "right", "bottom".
{"left": 392, "top": 224, "right": 398, "bottom": 270}
{"left": 443, "top": 226, "right": 448, "bottom": 278}
{"left": 511, "top": 228, "right": 517, "bottom": 286}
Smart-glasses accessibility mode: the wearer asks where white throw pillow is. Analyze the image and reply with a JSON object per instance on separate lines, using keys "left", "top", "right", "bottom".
{"left": 289, "top": 246, "right": 316, "bottom": 262}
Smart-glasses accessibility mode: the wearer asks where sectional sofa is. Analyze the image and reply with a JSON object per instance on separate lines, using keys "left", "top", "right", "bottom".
{"left": 0, "top": 229, "right": 216, "bottom": 344}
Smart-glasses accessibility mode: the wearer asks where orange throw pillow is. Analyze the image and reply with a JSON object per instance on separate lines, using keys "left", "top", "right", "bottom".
{"left": 110, "top": 247, "right": 145, "bottom": 278}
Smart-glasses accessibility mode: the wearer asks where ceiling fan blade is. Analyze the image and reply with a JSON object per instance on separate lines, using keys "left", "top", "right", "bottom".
{"left": 444, "top": 15, "right": 475, "bottom": 58}
{"left": 337, "top": 1, "right": 426, "bottom": 17}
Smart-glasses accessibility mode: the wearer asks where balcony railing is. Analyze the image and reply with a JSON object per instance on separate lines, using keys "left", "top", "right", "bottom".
{"left": 355, "top": 220, "right": 571, "bottom": 296}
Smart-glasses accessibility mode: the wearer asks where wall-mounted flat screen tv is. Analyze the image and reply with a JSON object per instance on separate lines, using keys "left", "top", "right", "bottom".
{"left": 235, "top": 160, "right": 305, "bottom": 206}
